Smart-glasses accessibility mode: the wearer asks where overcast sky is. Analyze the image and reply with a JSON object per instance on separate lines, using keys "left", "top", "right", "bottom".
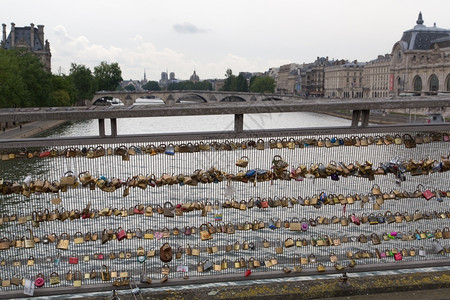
{"left": 3, "top": 0, "right": 449, "bottom": 81}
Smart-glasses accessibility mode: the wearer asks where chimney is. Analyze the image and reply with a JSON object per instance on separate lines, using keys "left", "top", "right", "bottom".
{"left": 2, "top": 24, "right": 6, "bottom": 46}
{"left": 37, "top": 25, "right": 44, "bottom": 45}
{"left": 30, "top": 23, "right": 34, "bottom": 49}
{"left": 10, "top": 22, "right": 15, "bottom": 47}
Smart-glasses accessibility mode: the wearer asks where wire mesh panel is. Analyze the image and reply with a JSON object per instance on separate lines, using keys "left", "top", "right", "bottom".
{"left": 0, "top": 130, "right": 449, "bottom": 292}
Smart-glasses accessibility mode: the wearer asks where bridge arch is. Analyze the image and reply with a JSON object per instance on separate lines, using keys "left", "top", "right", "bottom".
{"left": 176, "top": 94, "right": 208, "bottom": 103}
{"left": 219, "top": 96, "right": 246, "bottom": 102}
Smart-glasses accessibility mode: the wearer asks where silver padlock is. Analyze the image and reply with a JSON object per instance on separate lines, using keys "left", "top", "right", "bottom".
{"left": 433, "top": 240, "right": 444, "bottom": 255}
{"left": 419, "top": 247, "right": 426, "bottom": 257}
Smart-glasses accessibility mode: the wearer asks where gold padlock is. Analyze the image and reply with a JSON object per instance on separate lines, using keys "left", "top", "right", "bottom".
{"left": 74, "top": 232, "right": 84, "bottom": 244}
{"left": 192, "top": 245, "right": 200, "bottom": 256}
{"left": 221, "top": 258, "right": 228, "bottom": 269}
{"left": 24, "top": 229, "right": 35, "bottom": 248}
{"left": 214, "top": 261, "right": 222, "bottom": 271}
{"left": 234, "top": 259, "right": 241, "bottom": 269}
{"left": 27, "top": 256, "right": 35, "bottom": 266}
{"left": 56, "top": 232, "right": 70, "bottom": 250}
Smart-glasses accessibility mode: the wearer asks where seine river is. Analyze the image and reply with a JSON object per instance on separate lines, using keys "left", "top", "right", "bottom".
{"left": 42, "top": 111, "right": 352, "bottom": 137}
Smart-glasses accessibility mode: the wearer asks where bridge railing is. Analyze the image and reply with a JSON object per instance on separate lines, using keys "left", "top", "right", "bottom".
{"left": 0, "top": 122, "right": 450, "bottom": 298}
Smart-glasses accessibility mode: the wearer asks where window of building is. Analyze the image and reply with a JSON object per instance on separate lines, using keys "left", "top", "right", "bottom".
{"left": 446, "top": 75, "right": 450, "bottom": 91}
{"left": 429, "top": 74, "right": 439, "bottom": 92}
{"left": 413, "top": 75, "right": 422, "bottom": 92}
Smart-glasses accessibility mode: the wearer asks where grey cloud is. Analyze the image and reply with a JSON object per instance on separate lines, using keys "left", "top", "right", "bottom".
{"left": 173, "top": 22, "right": 207, "bottom": 34}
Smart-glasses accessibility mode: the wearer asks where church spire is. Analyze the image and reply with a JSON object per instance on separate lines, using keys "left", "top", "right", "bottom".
{"left": 416, "top": 11, "right": 424, "bottom": 25}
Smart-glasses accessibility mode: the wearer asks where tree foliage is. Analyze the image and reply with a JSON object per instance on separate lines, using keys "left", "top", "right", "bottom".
{"left": 124, "top": 84, "right": 136, "bottom": 91}
{"left": 93, "top": 61, "right": 123, "bottom": 91}
{"left": 69, "top": 63, "right": 95, "bottom": 102}
{"left": 142, "top": 81, "right": 161, "bottom": 91}
{"left": 220, "top": 69, "right": 248, "bottom": 92}
{"left": 0, "top": 48, "right": 52, "bottom": 107}
{"left": 249, "top": 75, "right": 275, "bottom": 93}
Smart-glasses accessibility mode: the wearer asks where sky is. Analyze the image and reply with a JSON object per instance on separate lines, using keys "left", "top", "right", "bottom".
{"left": 3, "top": 0, "right": 450, "bottom": 81}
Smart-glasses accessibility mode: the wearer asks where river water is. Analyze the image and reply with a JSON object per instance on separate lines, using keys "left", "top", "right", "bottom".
{"left": 1, "top": 111, "right": 449, "bottom": 298}
{"left": 41, "top": 111, "right": 352, "bottom": 137}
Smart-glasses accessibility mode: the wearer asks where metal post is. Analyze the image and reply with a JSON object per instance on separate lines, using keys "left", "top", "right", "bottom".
{"left": 111, "top": 118, "right": 117, "bottom": 137}
{"left": 351, "top": 110, "right": 361, "bottom": 128}
{"left": 234, "top": 114, "right": 243, "bottom": 133}
{"left": 98, "top": 119, "right": 105, "bottom": 137}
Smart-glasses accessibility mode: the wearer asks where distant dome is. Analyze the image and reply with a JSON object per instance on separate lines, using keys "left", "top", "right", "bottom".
{"left": 190, "top": 70, "right": 200, "bottom": 82}
{"left": 400, "top": 12, "right": 450, "bottom": 50}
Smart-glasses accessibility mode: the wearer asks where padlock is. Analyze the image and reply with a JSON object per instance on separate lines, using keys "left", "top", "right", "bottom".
{"left": 192, "top": 245, "right": 200, "bottom": 256}
{"left": 221, "top": 258, "right": 228, "bottom": 269}
{"left": 24, "top": 229, "right": 35, "bottom": 248}
{"left": 234, "top": 258, "right": 241, "bottom": 269}
{"left": 50, "top": 272, "right": 61, "bottom": 285}
{"left": 197, "top": 261, "right": 205, "bottom": 272}
{"left": 204, "top": 259, "right": 213, "bottom": 271}
{"left": 73, "top": 271, "right": 82, "bottom": 287}
{"left": 275, "top": 239, "right": 283, "bottom": 254}
{"left": 74, "top": 232, "right": 84, "bottom": 244}
{"left": 214, "top": 260, "right": 222, "bottom": 271}
{"left": 69, "top": 253, "right": 78, "bottom": 264}
{"left": 56, "top": 233, "right": 70, "bottom": 250}
{"left": 27, "top": 256, "right": 35, "bottom": 266}
{"left": 116, "top": 227, "right": 126, "bottom": 241}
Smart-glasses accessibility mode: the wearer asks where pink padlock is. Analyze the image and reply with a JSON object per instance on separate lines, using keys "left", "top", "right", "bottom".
{"left": 35, "top": 274, "right": 45, "bottom": 287}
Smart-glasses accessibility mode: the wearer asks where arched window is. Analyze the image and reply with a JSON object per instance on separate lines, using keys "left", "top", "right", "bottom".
{"left": 429, "top": 74, "right": 439, "bottom": 91}
{"left": 413, "top": 75, "right": 422, "bottom": 92}
{"left": 446, "top": 74, "right": 450, "bottom": 91}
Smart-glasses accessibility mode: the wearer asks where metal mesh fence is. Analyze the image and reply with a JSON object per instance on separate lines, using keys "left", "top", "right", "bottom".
{"left": 0, "top": 131, "right": 449, "bottom": 292}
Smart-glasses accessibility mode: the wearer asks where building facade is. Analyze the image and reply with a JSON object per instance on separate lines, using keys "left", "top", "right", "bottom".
{"left": 390, "top": 12, "right": 450, "bottom": 96}
{"left": 301, "top": 57, "right": 333, "bottom": 97}
{"left": 363, "top": 54, "right": 391, "bottom": 98}
{"left": 276, "top": 63, "right": 301, "bottom": 94}
{"left": 324, "top": 60, "right": 366, "bottom": 98}
{"left": 1, "top": 23, "right": 51, "bottom": 72}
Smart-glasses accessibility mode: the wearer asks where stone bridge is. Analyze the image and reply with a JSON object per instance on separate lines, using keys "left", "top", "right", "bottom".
{"left": 92, "top": 90, "right": 301, "bottom": 105}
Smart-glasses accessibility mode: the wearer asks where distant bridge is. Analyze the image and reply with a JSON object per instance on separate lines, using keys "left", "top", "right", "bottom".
{"left": 92, "top": 90, "right": 301, "bottom": 104}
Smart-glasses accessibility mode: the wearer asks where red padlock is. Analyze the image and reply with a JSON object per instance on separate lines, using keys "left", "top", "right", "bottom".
{"left": 35, "top": 273, "right": 45, "bottom": 287}
{"left": 98, "top": 253, "right": 104, "bottom": 260}
{"left": 244, "top": 269, "right": 251, "bottom": 277}
{"left": 69, "top": 253, "right": 79, "bottom": 264}
{"left": 116, "top": 227, "right": 126, "bottom": 241}
{"left": 394, "top": 252, "right": 402, "bottom": 261}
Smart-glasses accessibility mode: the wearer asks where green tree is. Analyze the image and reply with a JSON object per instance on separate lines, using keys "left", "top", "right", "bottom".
{"left": 249, "top": 75, "right": 275, "bottom": 93}
{"left": 221, "top": 69, "right": 237, "bottom": 91}
{"left": 94, "top": 61, "right": 123, "bottom": 91}
{"left": 142, "top": 81, "right": 161, "bottom": 91}
{"left": 124, "top": 84, "right": 136, "bottom": 91}
{"left": 51, "top": 74, "right": 74, "bottom": 106}
{"left": 0, "top": 49, "right": 29, "bottom": 107}
{"left": 236, "top": 74, "right": 248, "bottom": 92}
{"left": 69, "top": 63, "right": 95, "bottom": 102}
{"left": 16, "top": 48, "right": 52, "bottom": 106}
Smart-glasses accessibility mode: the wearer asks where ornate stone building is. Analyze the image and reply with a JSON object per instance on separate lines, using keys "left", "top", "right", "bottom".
{"left": 1, "top": 23, "right": 51, "bottom": 72}
{"left": 390, "top": 12, "right": 450, "bottom": 96}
